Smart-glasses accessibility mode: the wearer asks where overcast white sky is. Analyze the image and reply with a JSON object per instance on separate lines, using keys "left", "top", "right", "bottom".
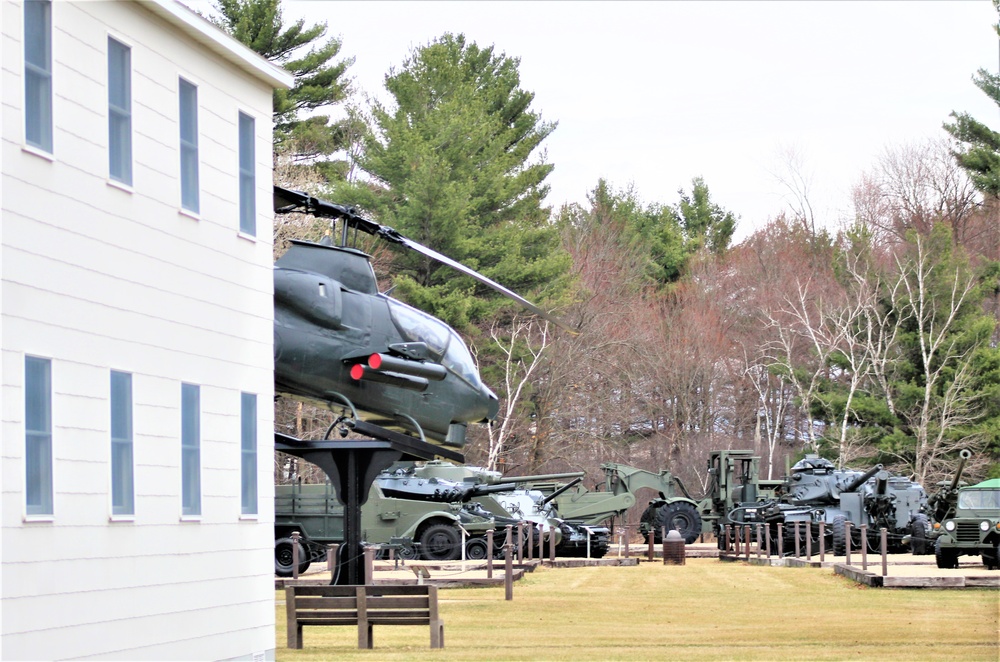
{"left": 207, "top": 1, "right": 1000, "bottom": 240}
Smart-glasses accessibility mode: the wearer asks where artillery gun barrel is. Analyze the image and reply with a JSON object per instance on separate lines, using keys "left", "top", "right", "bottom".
{"left": 540, "top": 477, "right": 584, "bottom": 506}
{"left": 950, "top": 449, "right": 972, "bottom": 491}
{"left": 875, "top": 470, "right": 890, "bottom": 495}
{"left": 844, "top": 464, "right": 884, "bottom": 493}
{"left": 506, "top": 472, "right": 586, "bottom": 484}
{"left": 466, "top": 482, "right": 520, "bottom": 500}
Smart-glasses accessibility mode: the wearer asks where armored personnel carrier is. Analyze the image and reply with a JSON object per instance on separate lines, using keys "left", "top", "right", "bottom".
{"left": 398, "top": 461, "right": 611, "bottom": 558}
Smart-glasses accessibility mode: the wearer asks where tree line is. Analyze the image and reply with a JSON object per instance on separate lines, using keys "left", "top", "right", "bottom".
{"left": 211, "top": 0, "right": 1000, "bottom": 494}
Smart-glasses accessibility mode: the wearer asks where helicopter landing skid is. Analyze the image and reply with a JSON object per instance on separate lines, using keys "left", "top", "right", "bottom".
{"left": 274, "top": 425, "right": 463, "bottom": 585}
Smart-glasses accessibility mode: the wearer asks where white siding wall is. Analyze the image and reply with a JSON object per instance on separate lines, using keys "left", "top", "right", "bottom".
{"left": 2, "top": 2, "right": 277, "bottom": 659}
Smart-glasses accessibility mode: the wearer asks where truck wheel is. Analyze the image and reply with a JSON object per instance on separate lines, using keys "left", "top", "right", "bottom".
{"left": 465, "top": 538, "right": 489, "bottom": 561}
{"left": 832, "top": 516, "right": 847, "bottom": 556}
{"left": 419, "top": 524, "right": 461, "bottom": 561}
{"left": 934, "top": 537, "right": 959, "bottom": 569}
{"left": 652, "top": 502, "right": 703, "bottom": 544}
{"left": 909, "top": 514, "right": 930, "bottom": 555}
{"left": 275, "top": 537, "right": 310, "bottom": 577}
{"left": 981, "top": 543, "right": 999, "bottom": 570}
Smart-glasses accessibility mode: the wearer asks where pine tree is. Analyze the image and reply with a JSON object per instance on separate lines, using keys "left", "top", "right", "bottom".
{"left": 944, "top": 1, "right": 1000, "bottom": 196}
{"left": 334, "top": 33, "right": 570, "bottom": 329}
{"left": 212, "top": 0, "right": 355, "bottom": 168}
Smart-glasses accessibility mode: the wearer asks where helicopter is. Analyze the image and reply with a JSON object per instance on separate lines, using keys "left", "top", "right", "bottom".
{"left": 272, "top": 185, "right": 569, "bottom": 450}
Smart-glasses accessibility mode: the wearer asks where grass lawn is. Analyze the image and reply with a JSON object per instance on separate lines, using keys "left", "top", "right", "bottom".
{"left": 275, "top": 559, "right": 999, "bottom": 661}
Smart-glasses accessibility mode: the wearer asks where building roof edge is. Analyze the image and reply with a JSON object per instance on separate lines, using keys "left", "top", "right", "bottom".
{"left": 140, "top": 0, "right": 294, "bottom": 90}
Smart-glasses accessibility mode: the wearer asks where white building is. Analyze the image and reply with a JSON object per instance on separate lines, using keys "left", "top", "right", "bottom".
{"left": 1, "top": 1, "right": 292, "bottom": 659}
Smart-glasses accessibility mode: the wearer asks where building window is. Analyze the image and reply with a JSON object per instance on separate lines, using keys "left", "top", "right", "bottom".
{"left": 238, "top": 112, "right": 255, "bottom": 235}
{"left": 241, "top": 392, "right": 257, "bottom": 515}
{"left": 25, "top": 356, "right": 53, "bottom": 516}
{"left": 181, "top": 383, "right": 200, "bottom": 517}
{"left": 24, "top": 0, "right": 52, "bottom": 152}
{"left": 179, "top": 78, "right": 199, "bottom": 213}
{"left": 108, "top": 37, "right": 132, "bottom": 185}
{"left": 110, "top": 371, "right": 134, "bottom": 516}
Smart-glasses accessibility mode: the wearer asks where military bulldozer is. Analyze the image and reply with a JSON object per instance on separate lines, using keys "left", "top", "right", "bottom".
{"left": 535, "top": 463, "right": 706, "bottom": 544}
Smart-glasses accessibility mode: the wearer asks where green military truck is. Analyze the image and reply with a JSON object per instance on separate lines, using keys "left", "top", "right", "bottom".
{"left": 933, "top": 478, "right": 1000, "bottom": 569}
{"left": 274, "top": 478, "right": 507, "bottom": 576}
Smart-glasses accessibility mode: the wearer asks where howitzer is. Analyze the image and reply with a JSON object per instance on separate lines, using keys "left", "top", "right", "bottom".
{"left": 927, "top": 449, "right": 972, "bottom": 524}
{"left": 844, "top": 464, "right": 883, "bottom": 493}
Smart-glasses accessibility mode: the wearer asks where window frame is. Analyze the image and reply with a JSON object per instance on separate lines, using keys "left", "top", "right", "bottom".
{"left": 179, "top": 77, "right": 199, "bottom": 214}
{"left": 240, "top": 392, "right": 258, "bottom": 516}
{"left": 180, "top": 383, "right": 201, "bottom": 518}
{"left": 110, "top": 371, "right": 134, "bottom": 517}
{"left": 238, "top": 111, "right": 255, "bottom": 236}
{"left": 23, "top": 0, "right": 53, "bottom": 153}
{"left": 107, "top": 36, "right": 132, "bottom": 185}
{"left": 24, "top": 355, "right": 53, "bottom": 518}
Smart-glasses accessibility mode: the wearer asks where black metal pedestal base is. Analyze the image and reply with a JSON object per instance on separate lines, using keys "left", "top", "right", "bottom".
{"left": 275, "top": 424, "right": 463, "bottom": 585}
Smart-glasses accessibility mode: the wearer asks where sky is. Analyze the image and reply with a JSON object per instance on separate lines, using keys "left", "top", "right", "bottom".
{"left": 199, "top": 1, "right": 1000, "bottom": 241}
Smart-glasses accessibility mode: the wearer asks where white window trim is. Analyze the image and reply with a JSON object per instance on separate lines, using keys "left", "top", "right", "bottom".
{"left": 180, "top": 382, "right": 201, "bottom": 518}
{"left": 24, "top": 354, "right": 54, "bottom": 519}
{"left": 109, "top": 370, "right": 135, "bottom": 518}
{"left": 178, "top": 76, "right": 200, "bottom": 214}
{"left": 23, "top": 0, "right": 54, "bottom": 154}
{"left": 237, "top": 110, "right": 256, "bottom": 237}
{"left": 107, "top": 32, "right": 133, "bottom": 186}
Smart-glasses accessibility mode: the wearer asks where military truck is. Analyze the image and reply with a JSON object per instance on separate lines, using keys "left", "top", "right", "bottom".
{"left": 933, "top": 478, "right": 1000, "bottom": 570}
{"left": 274, "top": 473, "right": 515, "bottom": 575}
{"left": 274, "top": 463, "right": 589, "bottom": 574}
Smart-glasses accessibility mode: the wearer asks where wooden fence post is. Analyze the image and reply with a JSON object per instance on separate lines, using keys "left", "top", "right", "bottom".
{"left": 880, "top": 528, "right": 888, "bottom": 577}
{"left": 861, "top": 524, "right": 868, "bottom": 571}
{"left": 505, "top": 525, "right": 513, "bottom": 601}
{"left": 291, "top": 531, "right": 301, "bottom": 581}
{"left": 487, "top": 528, "right": 494, "bottom": 579}
{"left": 364, "top": 546, "right": 375, "bottom": 585}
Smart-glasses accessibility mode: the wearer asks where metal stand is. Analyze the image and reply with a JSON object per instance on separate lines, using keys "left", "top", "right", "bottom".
{"left": 275, "top": 421, "right": 463, "bottom": 586}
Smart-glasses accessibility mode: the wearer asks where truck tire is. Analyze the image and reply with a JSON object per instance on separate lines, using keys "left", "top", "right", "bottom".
{"left": 934, "top": 537, "right": 959, "bottom": 569}
{"left": 275, "top": 537, "right": 311, "bottom": 577}
{"left": 832, "top": 516, "right": 847, "bottom": 556}
{"left": 465, "top": 537, "right": 489, "bottom": 561}
{"left": 909, "top": 514, "right": 930, "bottom": 555}
{"left": 981, "top": 542, "right": 999, "bottom": 570}
{"left": 649, "top": 502, "right": 702, "bottom": 544}
{"left": 419, "top": 523, "right": 461, "bottom": 561}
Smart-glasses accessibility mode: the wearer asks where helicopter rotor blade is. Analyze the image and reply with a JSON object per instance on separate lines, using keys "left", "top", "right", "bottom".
{"left": 274, "top": 185, "right": 575, "bottom": 333}
{"left": 393, "top": 235, "right": 574, "bottom": 333}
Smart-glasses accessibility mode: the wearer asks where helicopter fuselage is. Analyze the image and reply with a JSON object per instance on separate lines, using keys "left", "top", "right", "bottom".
{"left": 274, "top": 240, "right": 498, "bottom": 447}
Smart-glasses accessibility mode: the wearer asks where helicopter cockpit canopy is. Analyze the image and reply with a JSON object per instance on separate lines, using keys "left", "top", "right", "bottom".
{"left": 386, "top": 298, "right": 482, "bottom": 387}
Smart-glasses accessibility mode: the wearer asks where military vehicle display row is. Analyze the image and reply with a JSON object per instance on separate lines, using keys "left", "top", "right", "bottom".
{"left": 275, "top": 448, "right": 998, "bottom": 575}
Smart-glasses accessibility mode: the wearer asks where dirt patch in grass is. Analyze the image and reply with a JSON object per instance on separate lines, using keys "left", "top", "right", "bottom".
{"left": 276, "top": 558, "right": 999, "bottom": 661}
